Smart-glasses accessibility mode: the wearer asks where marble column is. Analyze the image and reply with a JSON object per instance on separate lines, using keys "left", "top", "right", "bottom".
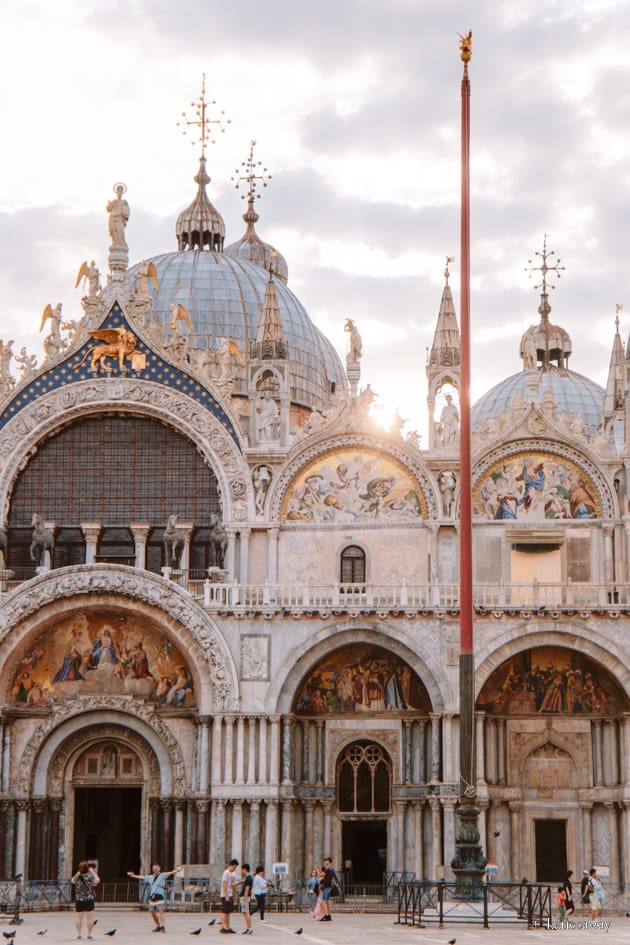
{"left": 621, "top": 803, "right": 630, "bottom": 895}
{"left": 267, "top": 528, "right": 279, "bottom": 585}
{"left": 48, "top": 798, "right": 62, "bottom": 880}
{"left": 249, "top": 801, "right": 261, "bottom": 869}
{"left": 0, "top": 801, "right": 9, "bottom": 880}
{"left": 174, "top": 801, "right": 185, "bottom": 867}
{"left": 497, "top": 719, "right": 506, "bottom": 785}
{"left": 30, "top": 800, "right": 45, "bottom": 880}
{"left": 198, "top": 717, "right": 210, "bottom": 793}
{"left": 429, "top": 714, "right": 441, "bottom": 782}
{"left": 602, "top": 524, "right": 614, "bottom": 584}
{"left": 593, "top": 720, "right": 604, "bottom": 787}
{"left": 225, "top": 528, "right": 237, "bottom": 581}
{"left": 178, "top": 523, "right": 194, "bottom": 571}
{"left": 231, "top": 800, "right": 243, "bottom": 864}
{"left": 485, "top": 718, "right": 498, "bottom": 785}
{"left": 80, "top": 522, "right": 101, "bottom": 565}
{"left": 235, "top": 717, "right": 246, "bottom": 784}
{"left": 265, "top": 801, "right": 279, "bottom": 871}
{"left": 622, "top": 713, "right": 630, "bottom": 784}
{"left": 239, "top": 528, "right": 251, "bottom": 585}
{"left": 281, "top": 718, "right": 295, "bottom": 783}
{"left": 581, "top": 804, "right": 593, "bottom": 870}
{"left": 280, "top": 801, "right": 294, "bottom": 876}
{"left": 304, "top": 802, "right": 315, "bottom": 873}
{"left": 322, "top": 801, "right": 333, "bottom": 860}
{"left": 442, "top": 714, "right": 455, "bottom": 783}
{"left": 14, "top": 801, "right": 28, "bottom": 880}
{"left": 269, "top": 716, "right": 281, "bottom": 784}
{"left": 213, "top": 800, "right": 226, "bottom": 869}
{"left": 211, "top": 715, "right": 224, "bottom": 785}
{"left": 150, "top": 798, "right": 161, "bottom": 865}
{"left": 475, "top": 712, "right": 486, "bottom": 786}
{"left": 441, "top": 798, "right": 456, "bottom": 877}
{"left": 258, "top": 718, "right": 268, "bottom": 784}
{"left": 130, "top": 523, "right": 151, "bottom": 569}
{"left": 223, "top": 716, "right": 235, "bottom": 785}
{"left": 413, "top": 800, "right": 425, "bottom": 878}
{"left": 429, "top": 798, "right": 441, "bottom": 879}
{"left": 403, "top": 721, "right": 412, "bottom": 784}
{"left": 247, "top": 718, "right": 257, "bottom": 785}
{"left": 316, "top": 721, "right": 325, "bottom": 784}
{"left": 606, "top": 802, "right": 620, "bottom": 886}
{"left": 509, "top": 803, "right": 520, "bottom": 882}
{"left": 415, "top": 719, "right": 427, "bottom": 784}
{"left": 394, "top": 800, "right": 406, "bottom": 873}
{"left": 161, "top": 799, "right": 174, "bottom": 867}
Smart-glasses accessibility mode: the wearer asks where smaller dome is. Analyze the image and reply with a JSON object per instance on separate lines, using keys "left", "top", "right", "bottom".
{"left": 176, "top": 157, "right": 225, "bottom": 252}
{"left": 224, "top": 200, "right": 288, "bottom": 284}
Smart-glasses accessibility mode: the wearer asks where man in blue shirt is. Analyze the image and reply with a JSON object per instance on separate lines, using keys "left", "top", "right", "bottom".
{"left": 127, "top": 862, "right": 183, "bottom": 933}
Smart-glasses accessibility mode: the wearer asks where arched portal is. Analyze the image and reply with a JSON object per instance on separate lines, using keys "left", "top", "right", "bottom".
{"left": 336, "top": 740, "right": 391, "bottom": 885}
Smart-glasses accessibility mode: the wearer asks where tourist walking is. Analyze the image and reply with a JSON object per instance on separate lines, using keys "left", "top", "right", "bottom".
{"left": 318, "top": 857, "right": 337, "bottom": 922}
{"left": 252, "top": 866, "right": 273, "bottom": 921}
{"left": 239, "top": 863, "right": 254, "bottom": 934}
{"left": 219, "top": 859, "right": 240, "bottom": 934}
{"left": 580, "top": 870, "right": 591, "bottom": 915}
{"left": 588, "top": 867, "right": 605, "bottom": 920}
{"left": 562, "top": 869, "right": 575, "bottom": 916}
{"left": 127, "top": 862, "right": 183, "bottom": 933}
{"left": 306, "top": 867, "right": 320, "bottom": 915}
{"left": 71, "top": 860, "right": 100, "bottom": 940}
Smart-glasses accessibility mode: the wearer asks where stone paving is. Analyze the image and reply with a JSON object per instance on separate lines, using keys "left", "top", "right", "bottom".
{"left": 0, "top": 909, "right": 627, "bottom": 945}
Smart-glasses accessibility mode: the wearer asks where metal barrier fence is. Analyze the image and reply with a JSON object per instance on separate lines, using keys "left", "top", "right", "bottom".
{"left": 397, "top": 880, "right": 553, "bottom": 929}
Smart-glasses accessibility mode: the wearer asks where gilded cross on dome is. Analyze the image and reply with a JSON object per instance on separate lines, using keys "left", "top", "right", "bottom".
{"left": 525, "top": 234, "right": 565, "bottom": 294}
{"left": 231, "top": 140, "right": 272, "bottom": 204}
{"left": 176, "top": 74, "right": 230, "bottom": 158}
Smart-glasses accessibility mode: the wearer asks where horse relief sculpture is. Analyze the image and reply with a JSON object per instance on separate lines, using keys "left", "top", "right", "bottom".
{"left": 163, "top": 514, "right": 185, "bottom": 568}
{"left": 30, "top": 513, "right": 54, "bottom": 567}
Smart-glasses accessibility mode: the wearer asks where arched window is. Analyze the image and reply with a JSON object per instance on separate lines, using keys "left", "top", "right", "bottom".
{"left": 340, "top": 545, "right": 366, "bottom": 585}
{"left": 337, "top": 741, "right": 391, "bottom": 813}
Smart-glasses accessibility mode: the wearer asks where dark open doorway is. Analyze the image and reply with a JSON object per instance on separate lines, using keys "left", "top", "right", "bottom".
{"left": 535, "top": 819, "right": 567, "bottom": 882}
{"left": 73, "top": 787, "right": 141, "bottom": 880}
{"left": 342, "top": 820, "right": 387, "bottom": 884}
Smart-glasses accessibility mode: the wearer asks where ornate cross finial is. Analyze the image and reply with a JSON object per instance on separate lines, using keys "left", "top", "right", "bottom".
{"left": 231, "top": 140, "right": 272, "bottom": 203}
{"left": 177, "top": 74, "right": 230, "bottom": 158}
{"left": 525, "top": 234, "right": 565, "bottom": 294}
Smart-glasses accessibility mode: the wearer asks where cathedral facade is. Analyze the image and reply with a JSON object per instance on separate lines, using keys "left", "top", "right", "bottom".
{"left": 0, "top": 142, "right": 629, "bottom": 894}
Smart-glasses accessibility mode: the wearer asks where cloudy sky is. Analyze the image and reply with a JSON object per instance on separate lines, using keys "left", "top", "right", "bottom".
{"left": 2, "top": 0, "right": 630, "bottom": 439}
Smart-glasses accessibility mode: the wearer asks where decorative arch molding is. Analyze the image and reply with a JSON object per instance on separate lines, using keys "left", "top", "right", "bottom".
{"left": 24, "top": 704, "right": 185, "bottom": 796}
{"left": 49, "top": 722, "right": 162, "bottom": 796}
{"left": 330, "top": 732, "right": 398, "bottom": 796}
{"left": 471, "top": 438, "right": 616, "bottom": 519}
{"left": 474, "top": 622, "right": 630, "bottom": 700}
{"left": 0, "top": 378, "right": 253, "bottom": 524}
{"left": 269, "top": 433, "right": 439, "bottom": 522}
{"left": 513, "top": 733, "right": 586, "bottom": 789}
{"left": 0, "top": 566, "right": 239, "bottom": 711}
{"left": 269, "top": 620, "right": 449, "bottom": 715}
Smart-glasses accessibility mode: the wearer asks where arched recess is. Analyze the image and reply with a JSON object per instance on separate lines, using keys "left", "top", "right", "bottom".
{"left": 270, "top": 434, "right": 439, "bottom": 523}
{"left": 0, "top": 379, "right": 253, "bottom": 526}
{"left": 474, "top": 625, "right": 630, "bottom": 706}
{"left": 471, "top": 439, "right": 616, "bottom": 521}
{"left": 270, "top": 622, "right": 447, "bottom": 716}
{"left": 0, "top": 566, "right": 240, "bottom": 712}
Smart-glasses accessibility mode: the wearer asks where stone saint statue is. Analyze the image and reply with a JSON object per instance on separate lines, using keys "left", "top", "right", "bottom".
{"left": 344, "top": 318, "right": 362, "bottom": 365}
{"left": 439, "top": 394, "right": 459, "bottom": 447}
{"left": 521, "top": 327, "right": 537, "bottom": 371}
{"left": 257, "top": 391, "right": 279, "bottom": 441}
{"left": 106, "top": 183, "right": 130, "bottom": 250}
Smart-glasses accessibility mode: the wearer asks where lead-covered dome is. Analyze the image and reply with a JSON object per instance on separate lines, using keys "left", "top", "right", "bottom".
{"left": 129, "top": 251, "right": 345, "bottom": 410}
{"left": 472, "top": 367, "right": 604, "bottom": 434}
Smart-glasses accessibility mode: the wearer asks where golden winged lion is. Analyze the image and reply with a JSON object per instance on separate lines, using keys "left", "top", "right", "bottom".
{"left": 76, "top": 327, "right": 137, "bottom": 373}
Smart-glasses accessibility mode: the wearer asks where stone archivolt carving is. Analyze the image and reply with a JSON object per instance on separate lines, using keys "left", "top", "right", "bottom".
{"left": 507, "top": 724, "right": 591, "bottom": 790}
{"left": 18, "top": 697, "right": 184, "bottom": 796}
{"left": 47, "top": 722, "right": 161, "bottom": 795}
{"left": 0, "top": 379, "right": 252, "bottom": 523}
{"left": 326, "top": 727, "right": 400, "bottom": 784}
{"left": 0, "top": 568, "right": 235, "bottom": 710}
{"left": 270, "top": 434, "right": 438, "bottom": 521}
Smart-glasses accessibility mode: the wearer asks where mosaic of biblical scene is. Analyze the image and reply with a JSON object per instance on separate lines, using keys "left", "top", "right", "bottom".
{"left": 477, "top": 647, "right": 627, "bottom": 716}
{"left": 293, "top": 644, "right": 431, "bottom": 715}
{"left": 282, "top": 448, "right": 427, "bottom": 524}
{"left": 473, "top": 451, "right": 601, "bottom": 521}
{"left": 9, "top": 612, "right": 195, "bottom": 708}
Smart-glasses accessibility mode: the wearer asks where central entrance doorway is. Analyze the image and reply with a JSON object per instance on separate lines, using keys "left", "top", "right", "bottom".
{"left": 535, "top": 819, "right": 567, "bottom": 882}
{"left": 342, "top": 820, "right": 387, "bottom": 884}
{"left": 73, "top": 787, "right": 141, "bottom": 880}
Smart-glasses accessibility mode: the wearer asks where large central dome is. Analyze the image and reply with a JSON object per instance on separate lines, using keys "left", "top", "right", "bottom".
{"left": 128, "top": 156, "right": 346, "bottom": 412}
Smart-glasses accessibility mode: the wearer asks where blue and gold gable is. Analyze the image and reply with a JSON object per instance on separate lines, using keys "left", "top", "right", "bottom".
{"left": 0, "top": 303, "right": 241, "bottom": 445}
